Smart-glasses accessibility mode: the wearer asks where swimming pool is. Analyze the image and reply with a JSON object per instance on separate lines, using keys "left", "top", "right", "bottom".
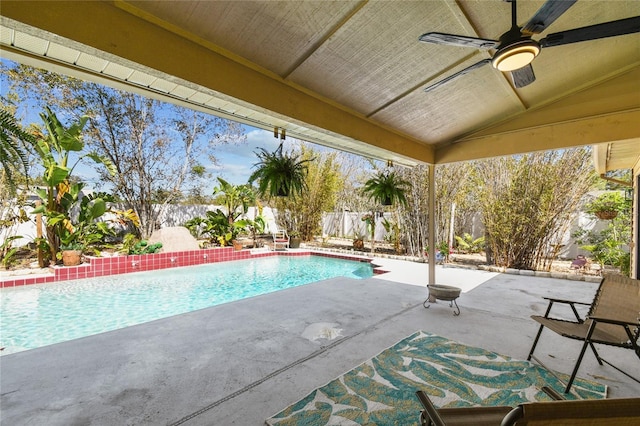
{"left": 0, "top": 255, "right": 373, "bottom": 355}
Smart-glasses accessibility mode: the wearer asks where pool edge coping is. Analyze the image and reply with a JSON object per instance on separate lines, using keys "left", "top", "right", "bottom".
{"left": 0, "top": 247, "right": 381, "bottom": 288}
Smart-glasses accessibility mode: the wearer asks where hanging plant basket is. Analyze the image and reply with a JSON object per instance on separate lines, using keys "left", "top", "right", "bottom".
{"left": 595, "top": 210, "right": 618, "bottom": 220}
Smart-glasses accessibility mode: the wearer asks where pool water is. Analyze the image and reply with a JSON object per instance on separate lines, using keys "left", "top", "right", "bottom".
{"left": 0, "top": 255, "right": 372, "bottom": 355}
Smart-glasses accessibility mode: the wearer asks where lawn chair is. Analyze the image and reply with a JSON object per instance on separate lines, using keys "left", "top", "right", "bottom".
{"left": 272, "top": 229, "right": 289, "bottom": 250}
{"left": 416, "top": 390, "right": 640, "bottom": 425}
{"left": 527, "top": 273, "right": 640, "bottom": 393}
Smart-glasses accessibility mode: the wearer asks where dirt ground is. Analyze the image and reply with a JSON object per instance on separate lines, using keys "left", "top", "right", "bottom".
{"left": 304, "top": 237, "right": 600, "bottom": 276}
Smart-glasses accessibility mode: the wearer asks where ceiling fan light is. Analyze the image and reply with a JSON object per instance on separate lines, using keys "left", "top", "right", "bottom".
{"left": 492, "top": 40, "right": 540, "bottom": 72}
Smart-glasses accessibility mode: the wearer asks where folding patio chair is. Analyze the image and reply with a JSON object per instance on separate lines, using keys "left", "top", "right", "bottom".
{"left": 527, "top": 273, "right": 640, "bottom": 393}
{"left": 416, "top": 390, "right": 640, "bottom": 426}
{"left": 272, "top": 229, "right": 289, "bottom": 250}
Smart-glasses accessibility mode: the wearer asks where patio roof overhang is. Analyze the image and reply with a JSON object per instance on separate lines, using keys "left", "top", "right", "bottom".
{"left": 593, "top": 140, "right": 640, "bottom": 176}
{"left": 1, "top": 0, "right": 639, "bottom": 168}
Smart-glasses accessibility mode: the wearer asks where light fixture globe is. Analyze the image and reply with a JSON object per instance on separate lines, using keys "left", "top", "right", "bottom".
{"left": 492, "top": 39, "right": 540, "bottom": 72}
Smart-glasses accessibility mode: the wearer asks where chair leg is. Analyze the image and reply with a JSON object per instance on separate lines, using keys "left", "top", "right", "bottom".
{"left": 529, "top": 301, "right": 556, "bottom": 361}
{"left": 565, "top": 322, "right": 598, "bottom": 393}
{"left": 589, "top": 342, "right": 604, "bottom": 365}
{"left": 527, "top": 324, "right": 545, "bottom": 361}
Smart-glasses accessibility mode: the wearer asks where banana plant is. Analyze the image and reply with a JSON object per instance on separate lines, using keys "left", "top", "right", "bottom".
{"left": 212, "top": 177, "right": 255, "bottom": 224}
{"left": 31, "top": 107, "right": 117, "bottom": 261}
{"left": 244, "top": 215, "right": 266, "bottom": 248}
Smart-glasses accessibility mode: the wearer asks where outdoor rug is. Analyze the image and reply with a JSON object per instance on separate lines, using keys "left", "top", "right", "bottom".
{"left": 265, "top": 331, "right": 607, "bottom": 426}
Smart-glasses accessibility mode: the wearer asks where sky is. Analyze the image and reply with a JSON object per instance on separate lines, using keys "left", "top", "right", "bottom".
{"left": 74, "top": 125, "right": 288, "bottom": 190}
{"left": 210, "top": 127, "right": 291, "bottom": 185}
{"left": 1, "top": 57, "right": 358, "bottom": 193}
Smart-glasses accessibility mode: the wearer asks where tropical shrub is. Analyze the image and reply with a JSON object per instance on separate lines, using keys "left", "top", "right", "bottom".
{"left": 454, "top": 233, "right": 485, "bottom": 253}
{"left": 1, "top": 236, "right": 22, "bottom": 269}
{"left": 121, "top": 235, "right": 163, "bottom": 255}
{"left": 30, "top": 107, "right": 116, "bottom": 261}
{"left": 573, "top": 207, "right": 631, "bottom": 275}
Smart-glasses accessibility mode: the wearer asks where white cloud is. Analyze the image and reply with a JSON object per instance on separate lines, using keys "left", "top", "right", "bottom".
{"left": 214, "top": 128, "right": 282, "bottom": 158}
{"left": 211, "top": 127, "right": 317, "bottom": 184}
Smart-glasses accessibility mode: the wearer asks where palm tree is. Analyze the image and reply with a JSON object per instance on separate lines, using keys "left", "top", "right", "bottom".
{"left": 362, "top": 170, "right": 410, "bottom": 206}
{"left": 0, "top": 109, "right": 35, "bottom": 192}
{"left": 249, "top": 143, "right": 311, "bottom": 198}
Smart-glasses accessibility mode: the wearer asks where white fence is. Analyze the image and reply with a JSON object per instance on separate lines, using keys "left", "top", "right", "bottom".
{"left": 0, "top": 202, "right": 612, "bottom": 260}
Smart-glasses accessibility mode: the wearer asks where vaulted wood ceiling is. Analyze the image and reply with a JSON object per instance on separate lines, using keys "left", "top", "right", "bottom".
{"left": 1, "top": 0, "right": 639, "bottom": 168}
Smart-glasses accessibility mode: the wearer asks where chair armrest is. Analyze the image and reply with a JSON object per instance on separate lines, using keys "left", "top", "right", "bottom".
{"left": 541, "top": 298, "right": 590, "bottom": 322}
{"left": 589, "top": 316, "right": 640, "bottom": 327}
{"left": 416, "top": 391, "right": 446, "bottom": 426}
{"left": 542, "top": 297, "right": 590, "bottom": 306}
{"left": 500, "top": 406, "right": 524, "bottom": 426}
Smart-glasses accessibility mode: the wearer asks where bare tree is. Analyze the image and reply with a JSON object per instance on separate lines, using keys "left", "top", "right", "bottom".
{"left": 397, "top": 163, "right": 476, "bottom": 257}
{"left": 2, "top": 61, "right": 246, "bottom": 238}
{"left": 84, "top": 91, "right": 245, "bottom": 237}
{"left": 473, "top": 149, "right": 597, "bottom": 270}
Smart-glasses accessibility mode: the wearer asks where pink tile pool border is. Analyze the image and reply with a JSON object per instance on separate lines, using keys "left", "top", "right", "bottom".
{"left": 0, "top": 248, "right": 378, "bottom": 288}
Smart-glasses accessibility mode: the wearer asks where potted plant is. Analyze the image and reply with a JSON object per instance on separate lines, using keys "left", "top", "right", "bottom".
{"left": 288, "top": 230, "right": 301, "bottom": 249}
{"left": 584, "top": 192, "right": 628, "bottom": 220}
{"left": 230, "top": 219, "right": 249, "bottom": 250}
{"left": 353, "top": 231, "right": 365, "bottom": 251}
{"left": 249, "top": 144, "right": 311, "bottom": 198}
{"left": 245, "top": 215, "right": 266, "bottom": 248}
{"left": 362, "top": 170, "right": 410, "bottom": 206}
{"left": 59, "top": 242, "right": 84, "bottom": 266}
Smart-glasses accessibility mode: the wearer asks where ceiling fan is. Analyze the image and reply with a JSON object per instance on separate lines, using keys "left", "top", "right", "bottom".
{"left": 419, "top": 0, "right": 640, "bottom": 92}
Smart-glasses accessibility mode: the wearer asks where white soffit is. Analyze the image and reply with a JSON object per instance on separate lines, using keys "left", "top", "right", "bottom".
{"left": 593, "top": 139, "right": 640, "bottom": 174}
{"left": 0, "top": 23, "right": 420, "bottom": 167}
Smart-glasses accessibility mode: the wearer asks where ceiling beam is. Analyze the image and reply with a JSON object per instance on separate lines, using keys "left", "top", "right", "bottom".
{"left": 0, "top": 0, "right": 434, "bottom": 164}
{"left": 436, "top": 109, "right": 640, "bottom": 163}
{"left": 436, "top": 67, "right": 640, "bottom": 164}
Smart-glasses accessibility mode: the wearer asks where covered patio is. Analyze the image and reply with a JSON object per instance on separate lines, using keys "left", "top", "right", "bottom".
{"left": 1, "top": 2, "right": 639, "bottom": 424}
{"left": 1, "top": 263, "right": 639, "bottom": 425}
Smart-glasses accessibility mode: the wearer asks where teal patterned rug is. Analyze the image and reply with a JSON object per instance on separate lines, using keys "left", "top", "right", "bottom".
{"left": 266, "top": 331, "right": 607, "bottom": 425}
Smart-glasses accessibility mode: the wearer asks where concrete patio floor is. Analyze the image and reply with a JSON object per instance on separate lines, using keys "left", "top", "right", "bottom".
{"left": 1, "top": 258, "right": 639, "bottom": 425}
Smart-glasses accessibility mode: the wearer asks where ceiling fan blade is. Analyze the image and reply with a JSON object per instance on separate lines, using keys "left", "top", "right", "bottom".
{"left": 540, "top": 16, "right": 640, "bottom": 47}
{"left": 419, "top": 32, "right": 498, "bottom": 49}
{"left": 510, "top": 65, "right": 536, "bottom": 88}
{"left": 423, "top": 59, "right": 491, "bottom": 93}
{"left": 521, "top": 0, "right": 577, "bottom": 35}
